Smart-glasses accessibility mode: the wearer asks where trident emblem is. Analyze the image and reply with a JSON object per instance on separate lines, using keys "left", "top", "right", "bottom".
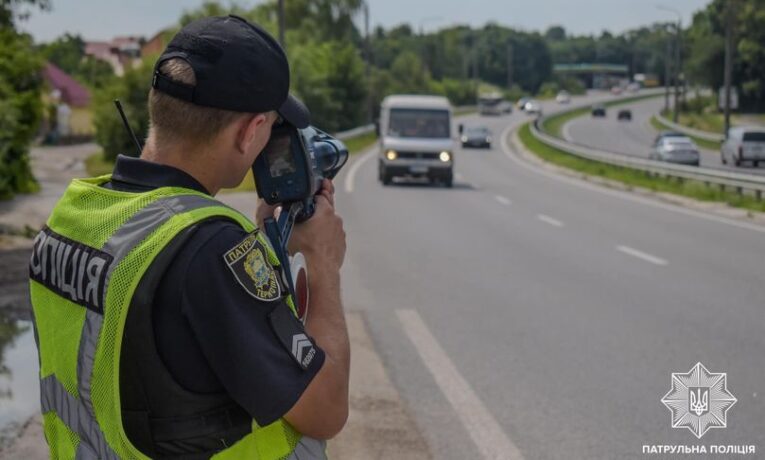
{"left": 689, "top": 387, "right": 709, "bottom": 416}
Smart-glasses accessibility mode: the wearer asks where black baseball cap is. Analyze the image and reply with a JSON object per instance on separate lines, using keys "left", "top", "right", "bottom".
{"left": 152, "top": 15, "right": 310, "bottom": 128}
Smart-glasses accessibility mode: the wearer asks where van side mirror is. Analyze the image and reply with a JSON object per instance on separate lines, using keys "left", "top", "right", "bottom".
{"left": 458, "top": 124, "right": 464, "bottom": 134}
{"left": 374, "top": 121, "right": 380, "bottom": 136}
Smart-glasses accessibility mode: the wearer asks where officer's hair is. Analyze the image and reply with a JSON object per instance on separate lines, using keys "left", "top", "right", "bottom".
{"left": 148, "top": 58, "right": 250, "bottom": 147}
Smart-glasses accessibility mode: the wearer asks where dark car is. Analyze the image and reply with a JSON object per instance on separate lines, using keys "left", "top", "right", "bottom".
{"left": 591, "top": 104, "right": 606, "bottom": 117}
{"left": 461, "top": 126, "right": 492, "bottom": 148}
{"left": 617, "top": 109, "right": 632, "bottom": 121}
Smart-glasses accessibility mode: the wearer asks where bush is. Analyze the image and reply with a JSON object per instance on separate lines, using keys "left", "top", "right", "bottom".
{"left": 93, "top": 58, "right": 155, "bottom": 161}
{"left": 0, "top": 29, "right": 44, "bottom": 199}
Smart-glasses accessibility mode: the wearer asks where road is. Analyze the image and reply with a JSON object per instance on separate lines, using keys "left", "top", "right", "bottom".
{"left": 335, "top": 92, "right": 765, "bottom": 459}
{"left": 563, "top": 96, "right": 765, "bottom": 176}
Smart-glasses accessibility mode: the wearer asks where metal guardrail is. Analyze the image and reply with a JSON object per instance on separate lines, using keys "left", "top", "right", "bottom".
{"left": 654, "top": 114, "right": 725, "bottom": 142}
{"left": 531, "top": 101, "right": 765, "bottom": 199}
{"left": 335, "top": 123, "right": 375, "bottom": 141}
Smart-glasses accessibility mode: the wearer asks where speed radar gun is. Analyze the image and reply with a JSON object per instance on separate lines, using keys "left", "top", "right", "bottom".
{"left": 113, "top": 100, "right": 348, "bottom": 323}
{"left": 252, "top": 122, "right": 348, "bottom": 322}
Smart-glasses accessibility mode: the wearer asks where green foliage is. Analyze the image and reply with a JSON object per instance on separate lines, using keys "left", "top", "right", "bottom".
{"left": 93, "top": 57, "right": 154, "bottom": 161}
{"left": 0, "top": 0, "right": 50, "bottom": 27}
{"left": 0, "top": 28, "right": 43, "bottom": 199}
{"left": 519, "top": 122, "right": 764, "bottom": 213}
{"left": 685, "top": 0, "right": 765, "bottom": 110}
{"left": 40, "top": 33, "right": 116, "bottom": 89}
{"left": 290, "top": 41, "right": 367, "bottom": 132}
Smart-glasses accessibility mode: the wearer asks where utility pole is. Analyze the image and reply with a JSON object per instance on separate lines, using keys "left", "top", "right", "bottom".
{"left": 506, "top": 41, "right": 513, "bottom": 89}
{"left": 278, "top": 0, "right": 286, "bottom": 51}
{"left": 657, "top": 5, "right": 682, "bottom": 121}
{"left": 723, "top": 2, "right": 734, "bottom": 137}
{"left": 363, "top": 2, "right": 372, "bottom": 123}
{"left": 664, "top": 29, "right": 671, "bottom": 115}
{"left": 673, "top": 19, "right": 681, "bottom": 123}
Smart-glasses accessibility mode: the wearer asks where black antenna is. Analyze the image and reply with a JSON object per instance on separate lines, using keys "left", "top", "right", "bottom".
{"left": 114, "top": 99, "right": 143, "bottom": 154}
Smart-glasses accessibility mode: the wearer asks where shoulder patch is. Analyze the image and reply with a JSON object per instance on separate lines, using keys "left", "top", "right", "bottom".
{"left": 223, "top": 232, "right": 281, "bottom": 302}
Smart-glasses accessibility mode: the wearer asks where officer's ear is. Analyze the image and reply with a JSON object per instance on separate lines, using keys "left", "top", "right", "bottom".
{"left": 236, "top": 113, "right": 269, "bottom": 155}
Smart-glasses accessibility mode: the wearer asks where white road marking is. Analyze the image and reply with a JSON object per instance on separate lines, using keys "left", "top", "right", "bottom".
{"left": 494, "top": 195, "right": 512, "bottom": 206}
{"left": 396, "top": 309, "right": 524, "bottom": 460}
{"left": 500, "top": 125, "right": 765, "bottom": 235}
{"left": 344, "top": 148, "right": 377, "bottom": 193}
{"left": 616, "top": 245, "right": 668, "bottom": 266}
{"left": 537, "top": 214, "right": 564, "bottom": 227}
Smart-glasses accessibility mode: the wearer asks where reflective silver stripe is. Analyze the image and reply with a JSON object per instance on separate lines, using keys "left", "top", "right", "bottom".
{"left": 286, "top": 437, "right": 328, "bottom": 460}
{"left": 40, "top": 194, "right": 228, "bottom": 456}
{"left": 40, "top": 375, "right": 117, "bottom": 459}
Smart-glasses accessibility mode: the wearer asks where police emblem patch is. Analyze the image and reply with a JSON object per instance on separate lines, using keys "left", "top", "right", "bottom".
{"left": 223, "top": 232, "right": 281, "bottom": 302}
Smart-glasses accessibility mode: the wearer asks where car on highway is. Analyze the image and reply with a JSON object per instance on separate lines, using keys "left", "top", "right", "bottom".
{"left": 721, "top": 126, "right": 765, "bottom": 167}
{"left": 617, "top": 109, "right": 632, "bottom": 121}
{"left": 378, "top": 94, "right": 455, "bottom": 187}
{"left": 555, "top": 90, "right": 571, "bottom": 104}
{"left": 460, "top": 126, "right": 492, "bottom": 149}
{"left": 591, "top": 104, "right": 606, "bottom": 117}
{"left": 611, "top": 85, "right": 623, "bottom": 95}
{"left": 652, "top": 131, "right": 687, "bottom": 146}
{"left": 650, "top": 136, "right": 700, "bottom": 166}
{"left": 516, "top": 97, "right": 530, "bottom": 110}
{"left": 524, "top": 100, "right": 542, "bottom": 115}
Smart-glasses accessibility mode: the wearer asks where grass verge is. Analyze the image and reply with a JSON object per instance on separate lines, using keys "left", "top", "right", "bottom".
{"left": 650, "top": 116, "right": 721, "bottom": 151}
{"left": 454, "top": 107, "right": 477, "bottom": 116}
{"left": 84, "top": 152, "right": 114, "bottom": 176}
{"left": 517, "top": 122, "right": 765, "bottom": 213}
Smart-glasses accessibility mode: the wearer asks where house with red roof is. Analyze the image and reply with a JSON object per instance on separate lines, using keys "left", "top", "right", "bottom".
{"left": 41, "top": 62, "right": 91, "bottom": 107}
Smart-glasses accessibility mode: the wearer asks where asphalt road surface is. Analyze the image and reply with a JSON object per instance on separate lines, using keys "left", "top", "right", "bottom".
{"left": 564, "top": 96, "right": 765, "bottom": 176}
{"left": 335, "top": 92, "right": 765, "bottom": 459}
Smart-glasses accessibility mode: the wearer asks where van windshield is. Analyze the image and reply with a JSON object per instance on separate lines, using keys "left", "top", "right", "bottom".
{"left": 388, "top": 109, "right": 450, "bottom": 139}
{"left": 743, "top": 131, "right": 765, "bottom": 142}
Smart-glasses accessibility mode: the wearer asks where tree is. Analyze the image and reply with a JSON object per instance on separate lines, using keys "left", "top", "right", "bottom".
{"left": 0, "top": 0, "right": 48, "bottom": 199}
{"left": 93, "top": 58, "right": 154, "bottom": 161}
{"left": 40, "top": 33, "right": 115, "bottom": 89}
{"left": 290, "top": 41, "right": 367, "bottom": 132}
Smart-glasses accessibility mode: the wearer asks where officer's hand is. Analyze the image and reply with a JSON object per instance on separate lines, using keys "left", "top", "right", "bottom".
{"left": 255, "top": 199, "right": 281, "bottom": 230}
{"left": 290, "top": 180, "right": 345, "bottom": 273}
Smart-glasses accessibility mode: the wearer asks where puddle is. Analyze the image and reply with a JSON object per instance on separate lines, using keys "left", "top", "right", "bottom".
{"left": 0, "top": 319, "right": 39, "bottom": 431}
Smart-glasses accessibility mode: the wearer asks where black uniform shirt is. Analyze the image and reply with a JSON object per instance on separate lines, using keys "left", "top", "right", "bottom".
{"left": 108, "top": 155, "right": 325, "bottom": 426}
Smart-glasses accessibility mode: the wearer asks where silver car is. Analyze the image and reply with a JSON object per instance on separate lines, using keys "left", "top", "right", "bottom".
{"left": 650, "top": 137, "right": 700, "bottom": 166}
{"left": 721, "top": 126, "right": 765, "bottom": 167}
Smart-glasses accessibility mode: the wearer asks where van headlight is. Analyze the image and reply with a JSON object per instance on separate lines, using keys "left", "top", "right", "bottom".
{"left": 385, "top": 150, "right": 397, "bottom": 160}
{"left": 439, "top": 151, "right": 451, "bottom": 162}
{"left": 461, "top": 135, "right": 468, "bottom": 142}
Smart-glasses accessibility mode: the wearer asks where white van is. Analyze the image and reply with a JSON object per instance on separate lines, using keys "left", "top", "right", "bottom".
{"left": 377, "top": 95, "right": 455, "bottom": 187}
{"left": 721, "top": 126, "right": 765, "bottom": 167}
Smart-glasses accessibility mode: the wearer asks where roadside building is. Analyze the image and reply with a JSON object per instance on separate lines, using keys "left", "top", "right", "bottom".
{"left": 84, "top": 36, "right": 143, "bottom": 76}
{"left": 40, "top": 63, "right": 92, "bottom": 141}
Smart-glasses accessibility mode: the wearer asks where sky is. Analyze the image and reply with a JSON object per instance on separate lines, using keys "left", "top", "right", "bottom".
{"left": 19, "top": 0, "right": 710, "bottom": 43}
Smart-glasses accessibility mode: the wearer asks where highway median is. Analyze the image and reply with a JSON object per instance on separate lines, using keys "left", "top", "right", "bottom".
{"left": 516, "top": 122, "right": 765, "bottom": 213}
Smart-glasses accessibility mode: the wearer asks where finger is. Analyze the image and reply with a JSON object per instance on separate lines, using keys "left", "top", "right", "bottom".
{"left": 325, "top": 179, "right": 335, "bottom": 195}
{"left": 321, "top": 190, "right": 334, "bottom": 207}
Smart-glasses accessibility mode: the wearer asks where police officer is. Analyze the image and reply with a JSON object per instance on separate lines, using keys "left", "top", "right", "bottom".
{"left": 29, "top": 15, "right": 349, "bottom": 459}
